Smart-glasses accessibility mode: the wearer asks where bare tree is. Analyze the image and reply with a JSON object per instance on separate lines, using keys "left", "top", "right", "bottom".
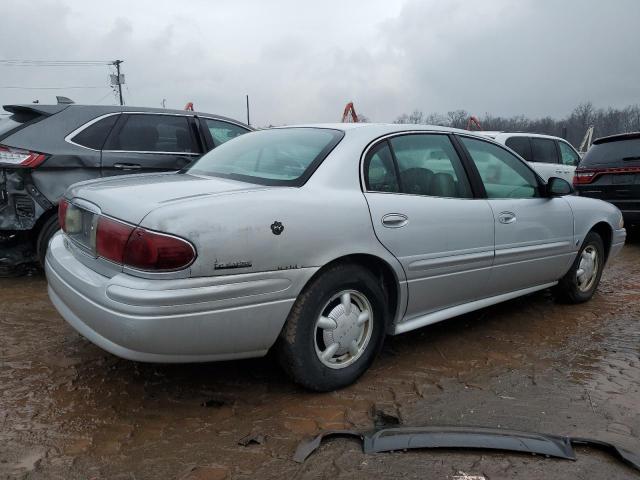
{"left": 393, "top": 103, "right": 640, "bottom": 147}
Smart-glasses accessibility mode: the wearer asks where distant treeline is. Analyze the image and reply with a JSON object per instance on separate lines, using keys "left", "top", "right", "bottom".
{"left": 393, "top": 102, "right": 640, "bottom": 148}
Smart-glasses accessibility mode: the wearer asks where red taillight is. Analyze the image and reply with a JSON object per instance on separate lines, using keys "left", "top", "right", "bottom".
{"left": 0, "top": 145, "right": 46, "bottom": 167}
{"left": 96, "top": 217, "right": 134, "bottom": 264}
{"left": 58, "top": 199, "right": 69, "bottom": 230}
{"left": 573, "top": 170, "right": 597, "bottom": 185}
{"left": 123, "top": 227, "right": 195, "bottom": 271}
{"left": 94, "top": 217, "right": 195, "bottom": 271}
{"left": 573, "top": 165, "right": 640, "bottom": 185}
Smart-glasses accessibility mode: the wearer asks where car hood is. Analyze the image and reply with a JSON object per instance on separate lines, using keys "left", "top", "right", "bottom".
{"left": 66, "top": 172, "right": 271, "bottom": 225}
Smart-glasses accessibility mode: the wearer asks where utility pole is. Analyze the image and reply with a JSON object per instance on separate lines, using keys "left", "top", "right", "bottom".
{"left": 113, "top": 60, "right": 124, "bottom": 106}
{"left": 246, "top": 94, "right": 250, "bottom": 126}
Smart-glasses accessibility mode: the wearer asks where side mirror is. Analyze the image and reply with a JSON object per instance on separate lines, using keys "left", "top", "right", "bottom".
{"left": 547, "top": 177, "right": 574, "bottom": 197}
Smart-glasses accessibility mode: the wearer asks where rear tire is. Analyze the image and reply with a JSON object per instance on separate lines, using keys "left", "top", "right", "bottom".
{"left": 36, "top": 215, "right": 60, "bottom": 268}
{"left": 554, "top": 231, "right": 605, "bottom": 303}
{"left": 276, "top": 263, "right": 387, "bottom": 391}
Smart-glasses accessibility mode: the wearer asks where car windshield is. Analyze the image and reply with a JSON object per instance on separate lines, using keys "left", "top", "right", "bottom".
{"left": 187, "top": 127, "right": 344, "bottom": 186}
{"left": 581, "top": 137, "right": 640, "bottom": 166}
{"left": 0, "top": 115, "right": 26, "bottom": 137}
{"left": 0, "top": 109, "right": 45, "bottom": 140}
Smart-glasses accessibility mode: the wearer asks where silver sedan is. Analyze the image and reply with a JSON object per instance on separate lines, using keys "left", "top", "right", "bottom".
{"left": 46, "top": 124, "right": 626, "bottom": 391}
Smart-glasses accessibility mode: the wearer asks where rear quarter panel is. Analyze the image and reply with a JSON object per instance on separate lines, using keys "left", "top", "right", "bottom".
{"left": 3, "top": 106, "right": 105, "bottom": 205}
{"left": 139, "top": 184, "right": 405, "bottom": 282}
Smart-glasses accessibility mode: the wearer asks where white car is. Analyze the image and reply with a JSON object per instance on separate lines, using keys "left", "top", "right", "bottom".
{"left": 479, "top": 132, "right": 580, "bottom": 183}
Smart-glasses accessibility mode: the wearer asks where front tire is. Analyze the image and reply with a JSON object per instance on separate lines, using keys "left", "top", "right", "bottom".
{"left": 276, "top": 263, "right": 387, "bottom": 391}
{"left": 554, "top": 231, "right": 605, "bottom": 303}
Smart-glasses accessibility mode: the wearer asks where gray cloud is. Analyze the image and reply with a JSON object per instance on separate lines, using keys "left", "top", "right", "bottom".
{"left": 1, "top": 0, "right": 638, "bottom": 125}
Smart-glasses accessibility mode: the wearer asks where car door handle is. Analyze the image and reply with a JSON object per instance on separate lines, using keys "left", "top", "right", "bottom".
{"left": 498, "top": 212, "right": 516, "bottom": 224}
{"left": 381, "top": 213, "right": 409, "bottom": 228}
{"left": 113, "top": 163, "right": 142, "bottom": 170}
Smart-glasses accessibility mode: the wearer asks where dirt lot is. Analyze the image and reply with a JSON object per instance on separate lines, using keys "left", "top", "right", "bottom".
{"left": 1, "top": 240, "right": 639, "bottom": 479}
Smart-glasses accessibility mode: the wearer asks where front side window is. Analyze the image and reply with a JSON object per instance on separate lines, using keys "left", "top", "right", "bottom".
{"left": 105, "top": 114, "right": 197, "bottom": 153}
{"left": 204, "top": 119, "right": 249, "bottom": 146}
{"left": 460, "top": 136, "right": 540, "bottom": 199}
{"left": 187, "top": 128, "right": 343, "bottom": 186}
{"left": 558, "top": 141, "right": 580, "bottom": 166}
{"left": 531, "top": 138, "right": 558, "bottom": 164}
{"left": 388, "top": 134, "right": 472, "bottom": 198}
{"left": 505, "top": 136, "right": 532, "bottom": 161}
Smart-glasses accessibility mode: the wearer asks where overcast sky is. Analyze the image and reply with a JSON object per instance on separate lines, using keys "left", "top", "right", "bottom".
{"left": 1, "top": 0, "right": 639, "bottom": 125}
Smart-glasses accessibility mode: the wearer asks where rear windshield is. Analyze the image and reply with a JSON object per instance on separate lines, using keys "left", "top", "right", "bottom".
{"left": 581, "top": 138, "right": 640, "bottom": 167}
{"left": 186, "top": 128, "right": 344, "bottom": 186}
{"left": 0, "top": 111, "right": 43, "bottom": 140}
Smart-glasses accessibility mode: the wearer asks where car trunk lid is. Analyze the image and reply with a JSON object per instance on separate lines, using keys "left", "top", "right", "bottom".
{"left": 66, "top": 172, "right": 272, "bottom": 225}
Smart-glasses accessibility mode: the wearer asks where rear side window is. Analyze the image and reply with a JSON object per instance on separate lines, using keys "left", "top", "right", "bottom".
{"left": 364, "top": 142, "right": 399, "bottom": 193}
{"left": 105, "top": 114, "right": 198, "bottom": 153}
{"left": 389, "top": 134, "right": 472, "bottom": 198}
{"left": 71, "top": 114, "right": 119, "bottom": 149}
{"left": 558, "top": 141, "right": 580, "bottom": 166}
{"left": 531, "top": 138, "right": 558, "bottom": 164}
{"left": 505, "top": 137, "right": 532, "bottom": 161}
{"left": 204, "top": 119, "right": 249, "bottom": 146}
{"left": 581, "top": 138, "right": 640, "bottom": 167}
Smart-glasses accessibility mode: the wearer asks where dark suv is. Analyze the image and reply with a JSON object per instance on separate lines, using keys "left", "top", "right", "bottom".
{"left": 574, "top": 132, "right": 640, "bottom": 228}
{"left": 0, "top": 104, "right": 252, "bottom": 274}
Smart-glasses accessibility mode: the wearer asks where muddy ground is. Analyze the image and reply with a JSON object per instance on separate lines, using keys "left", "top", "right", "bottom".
{"left": 1, "top": 240, "right": 639, "bottom": 480}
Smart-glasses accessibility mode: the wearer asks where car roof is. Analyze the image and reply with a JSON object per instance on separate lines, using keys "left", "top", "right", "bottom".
{"left": 275, "top": 122, "right": 477, "bottom": 136}
{"left": 2, "top": 104, "right": 251, "bottom": 128}
{"left": 490, "top": 131, "right": 568, "bottom": 142}
{"left": 475, "top": 131, "right": 502, "bottom": 138}
{"left": 592, "top": 131, "right": 640, "bottom": 145}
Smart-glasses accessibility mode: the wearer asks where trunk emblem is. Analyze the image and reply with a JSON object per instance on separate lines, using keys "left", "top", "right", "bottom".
{"left": 271, "top": 221, "right": 284, "bottom": 235}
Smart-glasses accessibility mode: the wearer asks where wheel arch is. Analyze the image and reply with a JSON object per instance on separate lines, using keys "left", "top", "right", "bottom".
{"left": 31, "top": 205, "right": 58, "bottom": 243}
{"left": 589, "top": 221, "right": 613, "bottom": 262}
{"left": 300, "top": 253, "right": 403, "bottom": 333}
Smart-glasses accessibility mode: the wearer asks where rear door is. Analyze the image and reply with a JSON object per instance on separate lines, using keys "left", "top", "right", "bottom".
{"left": 362, "top": 133, "right": 495, "bottom": 320}
{"left": 458, "top": 135, "right": 574, "bottom": 294}
{"left": 101, "top": 113, "right": 202, "bottom": 176}
{"left": 530, "top": 137, "right": 562, "bottom": 181}
{"left": 556, "top": 139, "right": 579, "bottom": 182}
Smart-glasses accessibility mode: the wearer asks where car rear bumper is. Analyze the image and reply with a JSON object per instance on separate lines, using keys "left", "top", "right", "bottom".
{"left": 45, "top": 233, "right": 316, "bottom": 363}
{"left": 620, "top": 211, "right": 640, "bottom": 225}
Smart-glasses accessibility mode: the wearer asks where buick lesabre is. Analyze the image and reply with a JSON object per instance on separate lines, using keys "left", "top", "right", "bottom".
{"left": 45, "top": 124, "right": 626, "bottom": 391}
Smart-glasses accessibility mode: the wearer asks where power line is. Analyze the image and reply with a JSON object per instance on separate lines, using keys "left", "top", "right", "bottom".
{"left": 94, "top": 90, "right": 117, "bottom": 104}
{"left": 0, "top": 60, "right": 112, "bottom": 66}
{"left": 0, "top": 85, "right": 108, "bottom": 90}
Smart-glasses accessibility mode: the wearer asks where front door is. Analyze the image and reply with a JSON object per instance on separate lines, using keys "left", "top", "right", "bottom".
{"left": 362, "top": 133, "right": 495, "bottom": 320}
{"left": 458, "top": 135, "right": 575, "bottom": 294}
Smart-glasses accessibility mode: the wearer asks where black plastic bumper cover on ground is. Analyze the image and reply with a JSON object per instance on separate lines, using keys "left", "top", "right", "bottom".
{"left": 293, "top": 425, "right": 640, "bottom": 474}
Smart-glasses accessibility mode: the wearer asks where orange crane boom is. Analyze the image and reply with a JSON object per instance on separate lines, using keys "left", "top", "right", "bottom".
{"left": 341, "top": 102, "right": 358, "bottom": 123}
{"left": 466, "top": 115, "right": 482, "bottom": 131}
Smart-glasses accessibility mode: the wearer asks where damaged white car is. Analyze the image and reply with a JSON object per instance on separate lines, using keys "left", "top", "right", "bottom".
{"left": 46, "top": 124, "right": 625, "bottom": 391}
